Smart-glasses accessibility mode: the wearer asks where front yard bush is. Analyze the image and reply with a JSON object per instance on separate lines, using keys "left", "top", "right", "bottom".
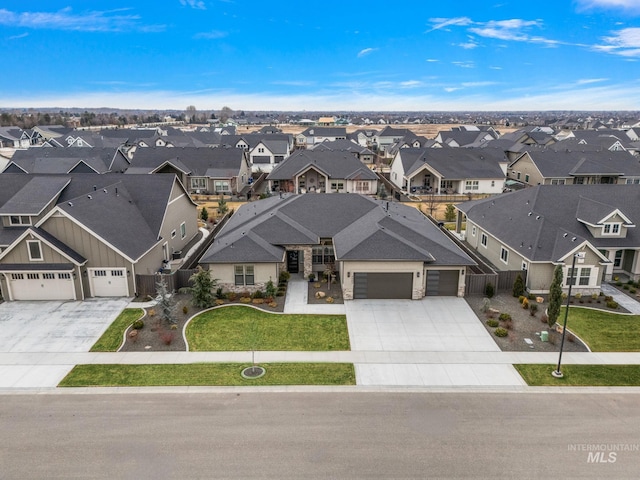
{"left": 494, "top": 327, "right": 508, "bottom": 337}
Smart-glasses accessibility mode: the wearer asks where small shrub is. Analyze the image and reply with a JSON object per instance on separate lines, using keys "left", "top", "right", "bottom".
{"left": 561, "top": 292, "right": 568, "bottom": 300}
{"left": 240, "top": 297, "right": 252, "bottom": 304}
{"left": 627, "top": 279, "right": 635, "bottom": 285}
{"left": 279, "top": 271, "right": 290, "bottom": 283}
{"left": 604, "top": 295, "right": 613, "bottom": 302}
{"left": 522, "top": 298, "right": 529, "bottom": 310}
{"left": 148, "top": 308, "right": 156, "bottom": 317}
{"left": 541, "top": 314, "right": 549, "bottom": 324}
{"left": 623, "top": 284, "right": 630, "bottom": 290}
{"left": 252, "top": 298, "right": 264, "bottom": 304}
{"left": 215, "top": 299, "right": 225, "bottom": 306}
{"left": 502, "top": 319, "right": 513, "bottom": 330}
{"left": 574, "top": 292, "right": 582, "bottom": 299}
{"left": 160, "top": 331, "right": 174, "bottom": 345}
{"left": 264, "top": 296, "right": 274, "bottom": 303}
{"left": 529, "top": 304, "right": 538, "bottom": 316}
{"left": 240, "top": 290, "right": 251, "bottom": 299}
{"left": 182, "top": 305, "right": 189, "bottom": 315}
{"left": 481, "top": 298, "right": 491, "bottom": 313}
{"left": 616, "top": 281, "right": 623, "bottom": 287}
{"left": 132, "top": 319, "right": 144, "bottom": 330}
{"left": 252, "top": 290, "right": 264, "bottom": 299}
{"left": 498, "top": 313, "right": 512, "bottom": 322}
{"left": 494, "top": 327, "right": 508, "bottom": 337}
{"left": 518, "top": 295, "right": 526, "bottom": 304}
{"left": 485, "top": 311, "right": 495, "bottom": 319}
{"left": 567, "top": 333, "right": 576, "bottom": 343}
{"left": 268, "top": 301, "right": 278, "bottom": 308}
{"left": 485, "top": 282, "right": 495, "bottom": 298}
{"left": 265, "top": 281, "right": 276, "bottom": 298}
{"left": 606, "top": 300, "right": 619, "bottom": 309}
{"left": 227, "top": 292, "right": 237, "bottom": 301}
{"left": 486, "top": 319, "right": 499, "bottom": 327}
{"left": 308, "top": 273, "right": 316, "bottom": 282}
{"left": 215, "top": 287, "right": 224, "bottom": 299}
{"left": 276, "top": 289, "right": 285, "bottom": 297}
{"left": 528, "top": 293, "right": 536, "bottom": 300}
{"left": 631, "top": 288, "right": 638, "bottom": 294}
{"left": 512, "top": 274, "right": 525, "bottom": 298}
{"left": 326, "top": 296, "right": 334, "bottom": 303}
{"left": 591, "top": 293, "right": 598, "bottom": 300}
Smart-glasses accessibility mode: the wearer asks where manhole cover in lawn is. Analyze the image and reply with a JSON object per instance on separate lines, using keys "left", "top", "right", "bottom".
{"left": 241, "top": 366, "right": 266, "bottom": 379}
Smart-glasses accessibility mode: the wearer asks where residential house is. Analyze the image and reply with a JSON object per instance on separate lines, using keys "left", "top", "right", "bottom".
{"left": 295, "top": 127, "right": 347, "bottom": 148}
{"left": 373, "top": 126, "right": 418, "bottom": 153}
{"left": 127, "top": 147, "right": 251, "bottom": 195}
{"left": 507, "top": 149, "right": 640, "bottom": 186}
{"left": 0, "top": 127, "right": 30, "bottom": 149}
{"left": 310, "top": 139, "right": 375, "bottom": 165}
{"left": 266, "top": 149, "right": 378, "bottom": 194}
{"left": 3, "top": 148, "right": 130, "bottom": 174}
{"left": 200, "top": 193, "right": 475, "bottom": 299}
{"left": 456, "top": 184, "right": 640, "bottom": 294}
{"left": 389, "top": 148, "right": 507, "bottom": 195}
{"left": 434, "top": 129, "right": 496, "bottom": 148}
{"left": 0, "top": 174, "right": 198, "bottom": 301}
{"left": 218, "top": 134, "right": 294, "bottom": 172}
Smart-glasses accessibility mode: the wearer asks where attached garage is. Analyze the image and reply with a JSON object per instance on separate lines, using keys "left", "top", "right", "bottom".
{"left": 353, "top": 272, "right": 413, "bottom": 299}
{"left": 6, "top": 271, "right": 76, "bottom": 301}
{"left": 89, "top": 268, "right": 129, "bottom": 297}
{"left": 425, "top": 270, "right": 459, "bottom": 296}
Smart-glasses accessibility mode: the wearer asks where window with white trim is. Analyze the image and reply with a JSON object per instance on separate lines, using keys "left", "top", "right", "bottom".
{"left": 603, "top": 223, "right": 621, "bottom": 235}
{"left": 190, "top": 177, "right": 207, "bottom": 190}
{"left": 500, "top": 247, "right": 509, "bottom": 264}
{"left": 234, "top": 265, "right": 254, "bottom": 286}
{"left": 331, "top": 181, "right": 344, "bottom": 191}
{"left": 524, "top": 174, "right": 530, "bottom": 183}
{"left": 214, "top": 180, "right": 230, "bottom": 192}
{"left": 625, "top": 178, "right": 640, "bottom": 185}
{"left": 465, "top": 180, "right": 479, "bottom": 191}
{"left": 180, "top": 222, "right": 186, "bottom": 239}
{"left": 551, "top": 179, "right": 566, "bottom": 185}
{"left": 171, "top": 229, "right": 176, "bottom": 239}
{"left": 355, "top": 181, "right": 369, "bottom": 192}
{"left": 27, "top": 240, "right": 43, "bottom": 261}
{"left": 614, "top": 249, "right": 623, "bottom": 267}
{"left": 471, "top": 226, "right": 476, "bottom": 237}
{"left": 579, "top": 267, "right": 591, "bottom": 286}
{"left": 481, "top": 233, "right": 487, "bottom": 247}
{"left": 10, "top": 215, "right": 31, "bottom": 226}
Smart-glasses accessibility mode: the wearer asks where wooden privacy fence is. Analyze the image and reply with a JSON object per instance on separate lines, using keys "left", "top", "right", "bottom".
{"left": 135, "top": 269, "right": 197, "bottom": 297}
{"left": 465, "top": 270, "right": 526, "bottom": 296}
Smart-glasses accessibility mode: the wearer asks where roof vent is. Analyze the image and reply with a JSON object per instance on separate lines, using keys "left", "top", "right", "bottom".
{"left": 87, "top": 195, "right": 92, "bottom": 199}
{"left": 528, "top": 212, "right": 532, "bottom": 216}
{"left": 103, "top": 189, "right": 107, "bottom": 193}
{"left": 563, "top": 233, "right": 568, "bottom": 237}
{"left": 572, "top": 237, "right": 577, "bottom": 242}
{"left": 93, "top": 185, "right": 97, "bottom": 191}
{"left": 68, "top": 202, "right": 73, "bottom": 207}
{"left": 536, "top": 215, "right": 541, "bottom": 220}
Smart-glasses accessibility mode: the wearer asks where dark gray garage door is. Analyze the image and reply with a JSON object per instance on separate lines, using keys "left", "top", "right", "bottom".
{"left": 353, "top": 272, "right": 413, "bottom": 299}
{"left": 425, "top": 270, "right": 459, "bottom": 296}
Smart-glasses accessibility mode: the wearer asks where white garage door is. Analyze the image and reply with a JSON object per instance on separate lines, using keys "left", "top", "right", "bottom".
{"left": 8, "top": 272, "right": 75, "bottom": 301}
{"left": 89, "top": 268, "right": 129, "bottom": 297}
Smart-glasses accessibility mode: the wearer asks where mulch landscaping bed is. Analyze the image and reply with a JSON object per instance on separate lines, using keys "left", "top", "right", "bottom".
{"left": 120, "top": 293, "right": 286, "bottom": 352}
{"left": 465, "top": 293, "right": 593, "bottom": 352}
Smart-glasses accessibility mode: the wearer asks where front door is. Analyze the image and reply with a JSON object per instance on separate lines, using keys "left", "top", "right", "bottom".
{"left": 287, "top": 251, "right": 299, "bottom": 274}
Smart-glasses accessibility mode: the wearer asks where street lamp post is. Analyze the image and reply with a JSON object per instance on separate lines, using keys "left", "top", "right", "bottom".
{"left": 552, "top": 251, "right": 585, "bottom": 378}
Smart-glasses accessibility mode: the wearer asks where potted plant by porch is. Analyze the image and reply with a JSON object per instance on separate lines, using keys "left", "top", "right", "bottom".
{"left": 308, "top": 273, "right": 316, "bottom": 282}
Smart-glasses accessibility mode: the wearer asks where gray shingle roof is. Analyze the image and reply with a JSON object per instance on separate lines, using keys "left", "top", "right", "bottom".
{"left": 202, "top": 194, "right": 475, "bottom": 266}
{"left": 0, "top": 176, "right": 70, "bottom": 215}
{"left": 129, "top": 147, "right": 246, "bottom": 178}
{"left": 398, "top": 147, "right": 506, "bottom": 179}
{"left": 267, "top": 150, "right": 377, "bottom": 181}
{"left": 512, "top": 150, "right": 640, "bottom": 178}
{"left": 458, "top": 184, "right": 640, "bottom": 261}
{"left": 5, "top": 148, "right": 122, "bottom": 174}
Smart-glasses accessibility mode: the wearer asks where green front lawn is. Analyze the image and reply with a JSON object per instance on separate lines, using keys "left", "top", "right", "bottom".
{"left": 59, "top": 363, "right": 356, "bottom": 387}
{"left": 514, "top": 364, "right": 640, "bottom": 386}
{"left": 186, "top": 306, "right": 350, "bottom": 351}
{"left": 563, "top": 307, "right": 640, "bottom": 352}
{"left": 90, "top": 308, "right": 144, "bottom": 352}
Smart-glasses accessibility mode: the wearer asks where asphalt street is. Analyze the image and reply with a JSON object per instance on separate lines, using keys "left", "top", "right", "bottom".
{"left": 1, "top": 392, "right": 639, "bottom": 479}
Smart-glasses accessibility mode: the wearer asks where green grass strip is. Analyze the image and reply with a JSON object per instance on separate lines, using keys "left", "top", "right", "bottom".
{"left": 186, "top": 306, "right": 350, "bottom": 351}
{"left": 514, "top": 364, "right": 640, "bottom": 386}
{"left": 59, "top": 363, "right": 356, "bottom": 387}
{"left": 562, "top": 306, "right": 640, "bottom": 352}
{"left": 90, "top": 308, "right": 144, "bottom": 352}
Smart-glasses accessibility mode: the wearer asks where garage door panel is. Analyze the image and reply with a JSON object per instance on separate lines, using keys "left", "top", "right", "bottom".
{"left": 354, "top": 272, "right": 412, "bottom": 299}
{"left": 8, "top": 272, "right": 75, "bottom": 301}
{"left": 426, "top": 270, "right": 459, "bottom": 296}
{"left": 89, "top": 268, "right": 129, "bottom": 297}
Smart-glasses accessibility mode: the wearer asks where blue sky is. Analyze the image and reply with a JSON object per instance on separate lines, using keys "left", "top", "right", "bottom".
{"left": 1, "top": 0, "right": 640, "bottom": 111}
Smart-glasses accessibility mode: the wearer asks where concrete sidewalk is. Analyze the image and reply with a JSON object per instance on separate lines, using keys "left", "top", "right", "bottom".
{"left": 283, "top": 279, "right": 346, "bottom": 314}
{"left": 600, "top": 283, "right": 640, "bottom": 314}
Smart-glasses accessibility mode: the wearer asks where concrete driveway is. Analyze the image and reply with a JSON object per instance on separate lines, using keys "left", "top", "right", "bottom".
{"left": 344, "top": 297, "right": 500, "bottom": 352}
{"left": 344, "top": 298, "right": 525, "bottom": 387}
{"left": 0, "top": 298, "right": 130, "bottom": 353}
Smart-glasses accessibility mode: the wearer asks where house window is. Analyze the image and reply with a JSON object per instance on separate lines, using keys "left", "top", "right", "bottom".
{"left": 180, "top": 222, "right": 186, "bottom": 239}
{"left": 27, "top": 240, "right": 43, "bottom": 261}
{"left": 471, "top": 226, "right": 476, "bottom": 237}
{"left": 481, "top": 233, "right": 487, "bottom": 248}
{"left": 331, "top": 181, "right": 344, "bottom": 191}
{"left": 10, "top": 215, "right": 31, "bottom": 225}
{"left": 355, "top": 181, "right": 369, "bottom": 192}
{"left": 625, "top": 178, "right": 640, "bottom": 185}
{"left": 574, "top": 177, "right": 585, "bottom": 184}
{"left": 43, "top": 273, "right": 56, "bottom": 280}
{"left": 603, "top": 223, "right": 621, "bottom": 235}
{"left": 214, "top": 180, "right": 230, "bottom": 192}
{"left": 312, "top": 246, "right": 335, "bottom": 264}
{"left": 258, "top": 147, "right": 265, "bottom": 153}
{"left": 614, "top": 250, "right": 623, "bottom": 267}
{"left": 112, "top": 270, "right": 124, "bottom": 277}
{"left": 491, "top": 180, "right": 495, "bottom": 187}
{"left": 93, "top": 270, "right": 107, "bottom": 277}
{"left": 566, "top": 267, "right": 577, "bottom": 286}
{"left": 524, "top": 174, "right": 530, "bottom": 183}
{"left": 171, "top": 230, "right": 176, "bottom": 239}
{"left": 11, "top": 273, "right": 24, "bottom": 280}
{"left": 579, "top": 267, "right": 591, "bottom": 286}
{"left": 234, "top": 265, "right": 254, "bottom": 286}
{"left": 516, "top": 172, "right": 521, "bottom": 180}
{"left": 440, "top": 180, "right": 454, "bottom": 190}
{"left": 58, "top": 273, "right": 71, "bottom": 280}
{"left": 190, "top": 178, "right": 207, "bottom": 190}
{"left": 500, "top": 247, "right": 509, "bottom": 264}
{"left": 465, "top": 180, "right": 479, "bottom": 191}
{"left": 27, "top": 273, "right": 39, "bottom": 280}
{"left": 551, "top": 179, "right": 566, "bottom": 185}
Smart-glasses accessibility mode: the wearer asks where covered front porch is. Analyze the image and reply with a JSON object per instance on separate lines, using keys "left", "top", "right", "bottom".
{"left": 403, "top": 166, "right": 459, "bottom": 195}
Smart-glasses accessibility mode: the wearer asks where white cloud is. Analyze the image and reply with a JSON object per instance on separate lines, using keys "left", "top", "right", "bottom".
{"left": 595, "top": 28, "right": 640, "bottom": 57}
{"left": 452, "top": 61, "right": 475, "bottom": 68}
{"left": 576, "top": 0, "right": 640, "bottom": 13}
{"left": 400, "top": 80, "right": 423, "bottom": 88}
{"left": 576, "top": 78, "right": 608, "bottom": 84}
{"left": 426, "top": 17, "right": 473, "bottom": 33}
{"left": 357, "top": 48, "right": 377, "bottom": 58}
{"left": 426, "top": 59, "right": 439, "bottom": 62}
{"left": 489, "top": 66, "right": 503, "bottom": 70}
{"left": 180, "top": 0, "right": 206, "bottom": 9}
{"left": 8, "top": 32, "right": 28, "bottom": 40}
{"left": 0, "top": 7, "right": 164, "bottom": 32}
{"left": 194, "top": 30, "right": 227, "bottom": 39}
{"left": 444, "top": 87, "right": 462, "bottom": 92}
{"left": 458, "top": 39, "right": 479, "bottom": 49}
